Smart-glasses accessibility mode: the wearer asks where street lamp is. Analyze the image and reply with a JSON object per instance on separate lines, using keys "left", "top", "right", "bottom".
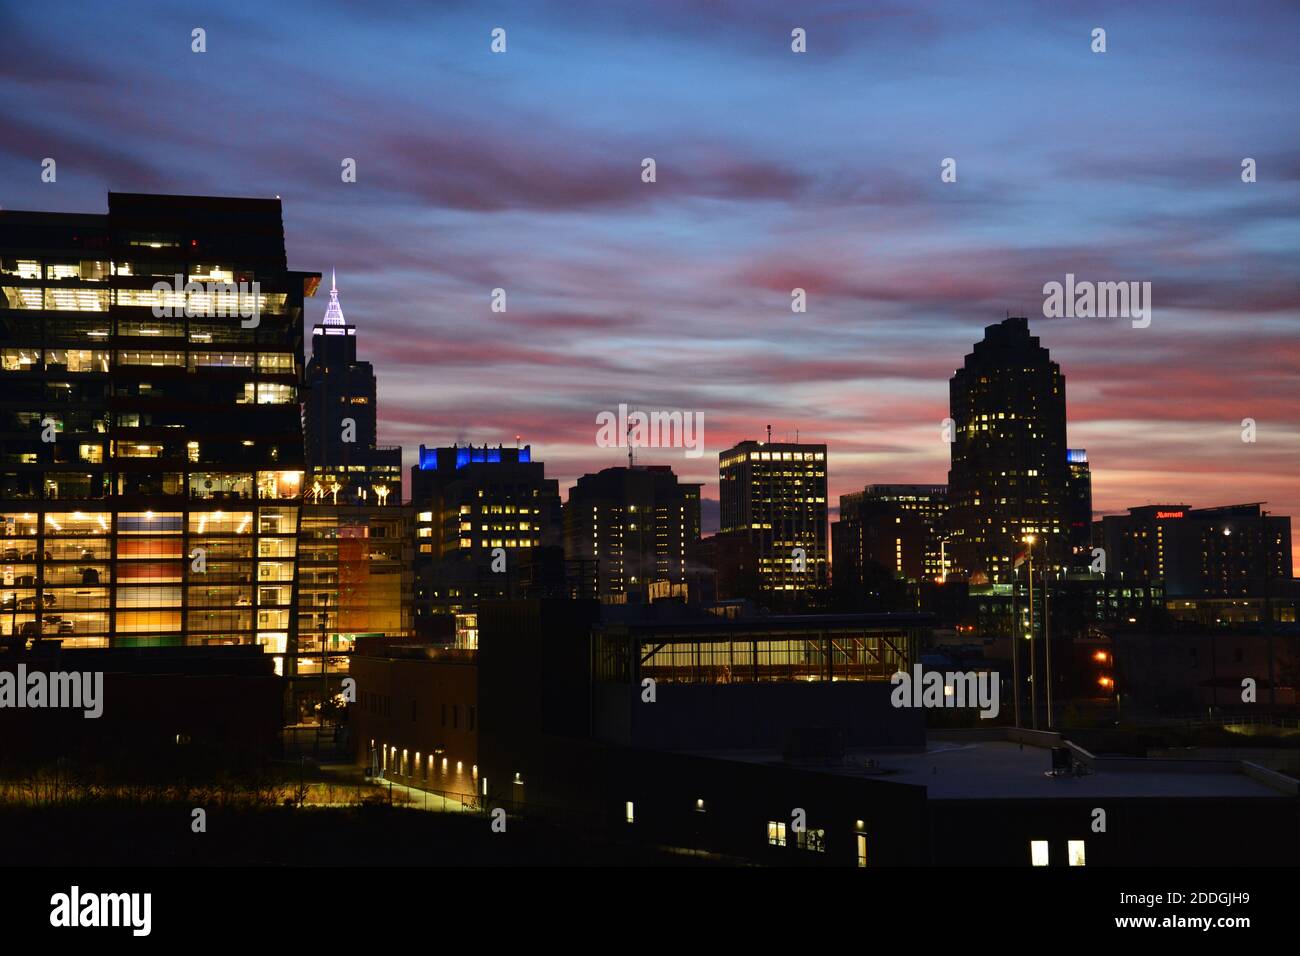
{"left": 1023, "top": 535, "right": 1038, "bottom": 730}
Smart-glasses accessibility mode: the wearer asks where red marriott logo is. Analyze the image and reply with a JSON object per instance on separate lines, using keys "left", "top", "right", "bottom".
{"left": 1155, "top": 511, "right": 1184, "bottom": 519}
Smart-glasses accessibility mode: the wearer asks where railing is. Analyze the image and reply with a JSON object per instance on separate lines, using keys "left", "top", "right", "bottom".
{"left": 1157, "top": 714, "right": 1300, "bottom": 730}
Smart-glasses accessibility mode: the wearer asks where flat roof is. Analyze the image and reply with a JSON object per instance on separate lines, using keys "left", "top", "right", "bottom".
{"left": 703, "top": 740, "right": 1290, "bottom": 800}
{"left": 600, "top": 611, "right": 935, "bottom": 637}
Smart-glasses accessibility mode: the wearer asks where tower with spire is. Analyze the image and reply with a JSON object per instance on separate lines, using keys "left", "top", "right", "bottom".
{"left": 322, "top": 269, "right": 347, "bottom": 326}
{"left": 302, "top": 270, "right": 402, "bottom": 504}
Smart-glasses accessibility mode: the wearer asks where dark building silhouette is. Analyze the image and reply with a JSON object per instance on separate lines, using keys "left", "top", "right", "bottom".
{"left": 0, "top": 643, "right": 283, "bottom": 763}
{"left": 563, "top": 465, "right": 701, "bottom": 603}
{"left": 948, "top": 316, "right": 1069, "bottom": 583}
{"left": 302, "top": 272, "right": 401, "bottom": 506}
{"left": 698, "top": 532, "right": 761, "bottom": 604}
{"left": 718, "top": 439, "right": 827, "bottom": 603}
{"left": 0, "top": 192, "right": 316, "bottom": 654}
{"left": 834, "top": 484, "right": 949, "bottom": 585}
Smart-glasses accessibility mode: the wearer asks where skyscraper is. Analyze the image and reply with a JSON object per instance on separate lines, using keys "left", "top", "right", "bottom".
{"left": 1065, "top": 448, "right": 1092, "bottom": 569}
{"left": 0, "top": 193, "right": 315, "bottom": 658}
{"left": 718, "top": 439, "right": 827, "bottom": 602}
{"left": 947, "top": 316, "right": 1068, "bottom": 583}
{"left": 302, "top": 272, "right": 401, "bottom": 505}
{"left": 563, "top": 465, "right": 701, "bottom": 603}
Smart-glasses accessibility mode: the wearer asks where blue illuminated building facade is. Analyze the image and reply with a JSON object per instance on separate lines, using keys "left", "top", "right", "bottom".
{"left": 417, "top": 444, "right": 531, "bottom": 471}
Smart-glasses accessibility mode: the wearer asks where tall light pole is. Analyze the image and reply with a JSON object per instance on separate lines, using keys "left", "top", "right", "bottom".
{"left": 1261, "top": 510, "right": 1276, "bottom": 708}
{"left": 1010, "top": 557, "right": 1021, "bottom": 728}
{"left": 1024, "top": 534, "right": 1037, "bottom": 730}
{"left": 1044, "top": 560, "right": 1053, "bottom": 729}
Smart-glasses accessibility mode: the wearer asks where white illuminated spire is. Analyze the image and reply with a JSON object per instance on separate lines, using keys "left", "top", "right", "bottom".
{"left": 323, "top": 268, "right": 346, "bottom": 325}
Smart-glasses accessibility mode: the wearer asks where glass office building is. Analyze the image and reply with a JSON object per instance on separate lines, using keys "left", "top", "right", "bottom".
{"left": 0, "top": 192, "right": 317, "bottom": 654}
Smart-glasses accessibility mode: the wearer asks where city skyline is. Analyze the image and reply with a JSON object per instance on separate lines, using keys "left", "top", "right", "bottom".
{"left": 1, "top": 1, "right": 1298, "bottom": 895}
{"left": 2, "top": 1, "right": 1297, "bottom": 564}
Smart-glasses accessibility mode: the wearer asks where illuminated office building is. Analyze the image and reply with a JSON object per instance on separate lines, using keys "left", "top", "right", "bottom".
{"left": 563, "top": 465, "right": 701, "bottom": 603}
{"left": 834, "top": 485, "right": 949, "bottom": 586}
{"left": 302, "top": 272, "right": 401, "bottom": 506}
{"left": 947, "top": 316, "right": 1069, "bottom": 583}
{"left": 410, "top": 444, "right": 562, "bottom": 628}
{"left": 0, "top": 193, "right": 316, "bottom": 655}
{"left": 292, "top": 502, "right": 414, "bottom": 717}
{"left": 718, "top": 439, "right": 828, "bottom": 601}
{"left": 1097, "top": 503, "right": 1291, "bottom": 600}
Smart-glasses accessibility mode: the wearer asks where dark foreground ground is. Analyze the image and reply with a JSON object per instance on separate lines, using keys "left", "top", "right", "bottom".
{"left": 0, "top": 802, "right": 726, "bottom": 866}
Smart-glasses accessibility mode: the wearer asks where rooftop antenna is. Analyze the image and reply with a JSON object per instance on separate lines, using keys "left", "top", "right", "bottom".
{"left": 627, "top": 421, "right": 635, "bottom": 469}
{"left": 766, "top": 424, "right": 772, "bottom": 445}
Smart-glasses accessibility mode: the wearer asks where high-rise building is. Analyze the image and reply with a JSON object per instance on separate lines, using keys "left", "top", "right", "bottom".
{"left": 1065, "top": 449, "right": 1093, "bottom": 568}
{"left": 718, "top": 439, "right": 827, "bottom": 601}
{"left": 0, "top": 193, "right": 315, "bottom": 658}
{"left": 563, "top": 465, "right": 701, "bottom": 603}
{"left": 947, "top": 316, "right": 1069, "bottom": 583}
{"left": 302, "top": 272, "right": 401, "bottom": 506}
{"left": 833, "top": 484, "right": 949, "bottom": 587}
{"left": 410, "top": 444, "right": 562, "bottom": 628}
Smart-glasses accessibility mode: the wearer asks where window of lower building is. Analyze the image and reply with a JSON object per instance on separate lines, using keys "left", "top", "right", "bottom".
{"left": 767, "top": 821, "right": 787, "bottom": 847}
{"left": 797, "top": 828, "right": 826, "bottom": 853}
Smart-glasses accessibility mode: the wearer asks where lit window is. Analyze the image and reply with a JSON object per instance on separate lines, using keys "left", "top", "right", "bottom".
{"left": 1030, "top": 840, "right": 1049, "bottom": 866}
{"left": 625, "top": 801, "right": 635, "bottom": 824}
{"left": 767, "top": 821, "right": 787, "bottom": 846}
{"left": 1068, "top": 840, "right": 1086, "bottom": 866}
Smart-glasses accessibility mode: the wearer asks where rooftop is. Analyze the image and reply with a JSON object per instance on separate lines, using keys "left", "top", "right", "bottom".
{"left": 703, "top": 738, "right": 1294, "bottom": 800}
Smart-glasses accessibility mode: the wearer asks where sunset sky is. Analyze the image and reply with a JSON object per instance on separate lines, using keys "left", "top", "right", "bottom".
{"left": 2, "top": 1, "right": 1297, "bottom": 559}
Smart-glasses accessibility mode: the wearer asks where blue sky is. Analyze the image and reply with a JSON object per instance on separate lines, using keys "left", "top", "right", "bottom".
{"left": 2, "top": 0, "right": 1298, "bottom": 553}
